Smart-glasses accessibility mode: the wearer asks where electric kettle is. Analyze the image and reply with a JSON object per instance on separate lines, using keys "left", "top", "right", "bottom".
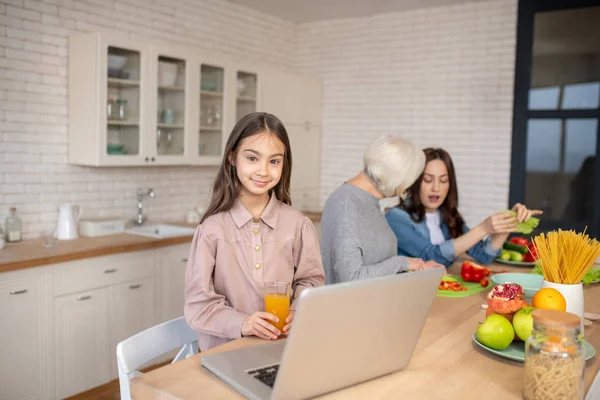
{"left": 56, "top": 203, "right": 82, "bottom": 240}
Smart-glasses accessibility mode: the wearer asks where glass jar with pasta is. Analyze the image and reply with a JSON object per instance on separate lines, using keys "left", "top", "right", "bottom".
{"left": 524, "top": 309, "right": 584, "bottom": 400}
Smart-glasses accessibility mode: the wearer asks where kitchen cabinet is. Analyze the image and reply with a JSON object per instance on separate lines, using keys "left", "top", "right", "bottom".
{"left": 69, "top": 32, "right": 266, "bottom": 167}
{"left": 260, "top": 70, "right": 323, "bottom": 211}
{"left": 0, "top": 267, "right": 54, "bottom": 400}
{"left": 157, "top": 243, "right": 190, "bottom": 322}
{"left": 109, "top": 277, "right": 156, "bottom": 378}
{"left": 0, "top": 243, "right": 192, "bottom": 399}
{"left": 54, "top": 288, "right": 111, "bottom": 399}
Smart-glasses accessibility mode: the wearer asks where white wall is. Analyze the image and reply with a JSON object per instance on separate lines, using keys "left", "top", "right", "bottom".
{"left": 296, "top": 0, "right": 518, "bottom": 226}
{"left": 0, "top": 0, "right": 296, "bottom": 238}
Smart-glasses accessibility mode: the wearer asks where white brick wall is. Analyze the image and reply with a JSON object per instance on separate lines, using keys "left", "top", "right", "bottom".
{"left": 296, "top": 0, "right": 518, "bottom": 227}
{"left": 0, "top": 0, "right": 296, "bottom": 238}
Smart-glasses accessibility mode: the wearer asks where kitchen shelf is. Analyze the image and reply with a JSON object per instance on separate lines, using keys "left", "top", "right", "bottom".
{"left": 157, "top": 124, "right": 184, "bottom": 129}
{"left": 108, "top": 78, "right": 140, "bottom": 87}
{"left": 199, "top": 126, "right": 222, "bottom": 131}
{"left": 107, "top": 120, "right": 139, "bottom": 126}
{"left": 200, "top": 90, "right": 223, "bottom": 97}
{"left": 237, "top": 96, "right": 256, "bottom": 102}
{"left": 158, "top": 85, "right": 185, "bottom": 92}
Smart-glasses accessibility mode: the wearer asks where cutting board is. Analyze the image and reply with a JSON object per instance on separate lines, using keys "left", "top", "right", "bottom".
{"left": 436, "top": 275, "right": 490, "bottom": 298}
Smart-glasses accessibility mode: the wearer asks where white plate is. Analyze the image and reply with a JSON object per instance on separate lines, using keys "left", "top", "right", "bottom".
{"left": 494, "top": 258, "right": 536, "bottom": 267}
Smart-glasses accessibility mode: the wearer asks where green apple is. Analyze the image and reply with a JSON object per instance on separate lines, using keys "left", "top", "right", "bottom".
{"left": 499, "top": 249, "right": 511, "bottom": 261}
{"left": 513, "top": 307, "right": 535, "bottom": 341}
{"left": 509, "top": 250, "right": 524, "bottom": 262}
{"left": 476, "top": 314, "right": 514, "bottom": 350}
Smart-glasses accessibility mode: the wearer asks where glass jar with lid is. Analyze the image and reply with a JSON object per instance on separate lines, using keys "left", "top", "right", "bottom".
{"left": 524, "top": 309, "right": 584, "bottom": 400}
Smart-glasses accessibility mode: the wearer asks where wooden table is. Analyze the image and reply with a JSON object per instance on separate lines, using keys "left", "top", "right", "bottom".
{"left": 131, "top": 262, "right": 600, "bottom": 399}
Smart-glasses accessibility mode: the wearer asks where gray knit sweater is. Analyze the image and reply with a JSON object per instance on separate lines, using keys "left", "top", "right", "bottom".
{"left": 320, "top": 183, "right": 409, "bottom": 284}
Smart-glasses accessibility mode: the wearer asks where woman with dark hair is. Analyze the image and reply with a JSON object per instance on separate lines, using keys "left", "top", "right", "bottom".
{"left": 385, "top": 148, "right": 541, "bottom": 267}
{"left": 185, "top": 112, "right": 325, "bottom": 350}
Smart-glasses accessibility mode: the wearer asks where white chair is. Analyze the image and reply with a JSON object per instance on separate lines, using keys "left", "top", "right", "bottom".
{"left": 116, "top": 316, "right": 199, "bottom": 400}
{"left": 586, "top": 368, "right": 600, "bottom": 400}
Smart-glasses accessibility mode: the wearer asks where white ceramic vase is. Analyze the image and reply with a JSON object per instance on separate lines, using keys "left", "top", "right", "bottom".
{"left": 541, "top": 279, "right": 585, "bottom": 335}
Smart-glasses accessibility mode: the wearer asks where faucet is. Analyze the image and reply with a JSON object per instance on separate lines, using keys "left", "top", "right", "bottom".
{"left": 133, "top": 188, "right": 155, "bottom": 226}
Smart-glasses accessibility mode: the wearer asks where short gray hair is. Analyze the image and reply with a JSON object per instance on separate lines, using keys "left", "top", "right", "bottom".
{"left": 363, "top": 135, "right": 425, "bottom": 198}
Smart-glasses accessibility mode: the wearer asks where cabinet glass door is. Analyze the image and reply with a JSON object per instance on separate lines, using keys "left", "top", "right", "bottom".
{"left": 199, "top": 64, "right": 225, "bottom": 156}
{"left": 106, "top": 46, "right": 141, "bottom": 157}
{"left": 236, "top": 71, "right": 257, "bottom": 123}
{"left": 156, "top": 56, "right": 186, "bottom": 156}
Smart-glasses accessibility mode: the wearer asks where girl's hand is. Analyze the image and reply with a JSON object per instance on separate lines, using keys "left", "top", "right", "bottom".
{"left": 482, "top": 212, "right": 518, "bottom": 235}
{"left": 241, "top": 312, "right": 280, "bottom": 340}
{"left": 282, "top": 311, "right": 295, "bottom": 335}
{"left": 511, "top": 203, "right": 543, "bottom": 222}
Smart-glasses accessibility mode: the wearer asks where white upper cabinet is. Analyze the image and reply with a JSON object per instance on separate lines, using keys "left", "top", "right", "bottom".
{"left": 259, "top": 69, "right": 324, "bottom": 211}
{"left": 150, "top": 46, "right": 195, "bottom": 165}
{"left": 69, "top": 33, "right": 150, "bottom": 166}
{"left": 68, "top": 32, "right": 320, "bottom": 172}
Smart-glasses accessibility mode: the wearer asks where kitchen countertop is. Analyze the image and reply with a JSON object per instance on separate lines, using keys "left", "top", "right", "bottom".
{"left": 131, "top": 261, "right": 600, "bottom": 399}
{"left": 0, "top": 212, "right": 322, "bottom": 274}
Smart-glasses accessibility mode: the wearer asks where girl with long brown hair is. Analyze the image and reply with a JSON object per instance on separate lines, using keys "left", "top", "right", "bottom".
{"left": 185, "top": 112, "right": 325, "bottom": 351}
{"left": 385, "top": 148, "right": 541, "bottom": 267}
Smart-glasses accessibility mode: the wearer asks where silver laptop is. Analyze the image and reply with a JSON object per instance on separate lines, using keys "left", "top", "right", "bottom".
{"left": 202, "top": 268, "right": 443, "bottom": 400}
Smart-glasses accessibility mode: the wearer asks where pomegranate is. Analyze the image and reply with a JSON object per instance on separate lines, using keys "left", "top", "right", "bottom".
{"left": 487, "top": 283, "right": 525, "bottom": 314}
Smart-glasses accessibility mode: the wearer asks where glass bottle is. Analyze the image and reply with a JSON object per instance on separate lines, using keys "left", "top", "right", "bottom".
{"left": 524, "top": 309, "right": 584, "bottom": 400}
{"left": 117, "top": 99, "right": 128, "bottom": 121}
{"left": 5, "top": 207, "right": 22, "bottom": 243}
{"left": 107, "top": 98, "right": 115, "bottom": 120}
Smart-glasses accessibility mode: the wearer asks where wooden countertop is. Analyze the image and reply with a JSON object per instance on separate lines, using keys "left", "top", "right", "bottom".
{"left": 0, "top": 213, "right": 322, "bottom": 274}
{"left": 131, "top": 262, "right": 600, "bottom": 399}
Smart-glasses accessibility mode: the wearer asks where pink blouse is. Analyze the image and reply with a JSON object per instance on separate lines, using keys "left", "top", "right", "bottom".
{"left": 184, "top": 195, "right": 325, "bottom": 350}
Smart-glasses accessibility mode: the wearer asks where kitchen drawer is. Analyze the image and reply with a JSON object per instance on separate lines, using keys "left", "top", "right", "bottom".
{"left": 53, "top": 250, "right": 157, "bottom": 297}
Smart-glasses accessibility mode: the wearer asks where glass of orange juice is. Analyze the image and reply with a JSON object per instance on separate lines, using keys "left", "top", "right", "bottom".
{"left": 263, "top": 281, "right": 290, "bottom": 334}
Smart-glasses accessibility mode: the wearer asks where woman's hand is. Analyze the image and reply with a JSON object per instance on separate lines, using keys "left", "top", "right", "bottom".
{"left": 407, "top": 257, "right": 425, "bottom": 271}
{"left": 482, "top": 212, "right": 518, "bottom": 235}
{"left": 241, "top": 312, "right": 280, "bottom": 340}
{"left": 423, "top": 260, "right": 445, "bottom": 270}
{"left": 282, "top": 311, "right": 295, "bottom": 335}
{"left": 511, "top": 203, "right": 543, "bottom": 222}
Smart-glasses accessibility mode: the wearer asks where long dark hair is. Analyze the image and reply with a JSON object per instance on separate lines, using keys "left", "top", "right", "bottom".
{"left": 400, "top": 148, "right": 465, "bottom": 238}
{"left": 200, "top": 112, "right": 292, "bottom": 224}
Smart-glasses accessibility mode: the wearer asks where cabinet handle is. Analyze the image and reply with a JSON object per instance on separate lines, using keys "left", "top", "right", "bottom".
{"left": 145, "top": 157, "right": 149, "bottom": 162}
{"left": 104, "top": 269, "right": 117, "bottom": 274}
{"left": 182, "top": 258, "right": 188, "bottom": 262}
{"left": 10, "top": 289, "right": 27, "bottom": 295}
{"left": 77, "top": 295, "right": 91, "bottom": 301}
{"left": 151, "top": 157, "right": 155, "bottom": 162}
{"left": 129, "top": 284, "right": 142, "bottom": 290}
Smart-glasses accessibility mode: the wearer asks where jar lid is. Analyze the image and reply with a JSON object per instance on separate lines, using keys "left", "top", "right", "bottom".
{"left": 532, "top": 309, "right": 580, "bottom": 329}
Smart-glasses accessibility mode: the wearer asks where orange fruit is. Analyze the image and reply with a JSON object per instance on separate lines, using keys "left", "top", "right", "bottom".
{"left": 532, "top": 288, "right": 566, "bottom": 311}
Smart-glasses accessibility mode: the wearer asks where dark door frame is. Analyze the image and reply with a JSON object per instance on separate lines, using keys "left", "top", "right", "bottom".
{"left": 509, "top": 0, "right": 600, "bottom": 238}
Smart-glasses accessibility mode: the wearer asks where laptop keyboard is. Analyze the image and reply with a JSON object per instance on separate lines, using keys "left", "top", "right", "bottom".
{"left": 247, "top": 364, "right": 280, "bottom": 388}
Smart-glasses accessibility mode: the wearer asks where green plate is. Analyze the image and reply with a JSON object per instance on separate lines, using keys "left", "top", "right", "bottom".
{"left": 494, "top": 258, "right": 536, "bottom": 267}
{"left": 473, "top": 332, "right": 596, "bottom": 362}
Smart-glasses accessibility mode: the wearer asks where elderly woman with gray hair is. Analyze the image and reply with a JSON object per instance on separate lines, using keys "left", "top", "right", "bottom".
{"left": 321, "top": 135, "right": 443, "bottom": 284}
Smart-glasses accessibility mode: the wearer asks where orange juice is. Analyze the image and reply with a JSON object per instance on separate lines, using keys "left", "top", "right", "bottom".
{"left": 264, "top": 293, "right": 290, "bottom": 332}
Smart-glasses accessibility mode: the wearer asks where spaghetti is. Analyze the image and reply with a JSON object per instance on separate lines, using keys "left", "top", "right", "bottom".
{"left": 533, "top": 229, "right": 600, "bottom": 284}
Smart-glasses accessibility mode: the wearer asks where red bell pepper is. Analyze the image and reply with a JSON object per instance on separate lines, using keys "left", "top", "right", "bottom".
{"left": 524, "top": 242, "right": 538, "bottom": 262}
{"left": 510, "top": 237, "right": 529, "bottom": 247}
{"left": 461, "top": 261, "right": 491, "bottom": 283}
